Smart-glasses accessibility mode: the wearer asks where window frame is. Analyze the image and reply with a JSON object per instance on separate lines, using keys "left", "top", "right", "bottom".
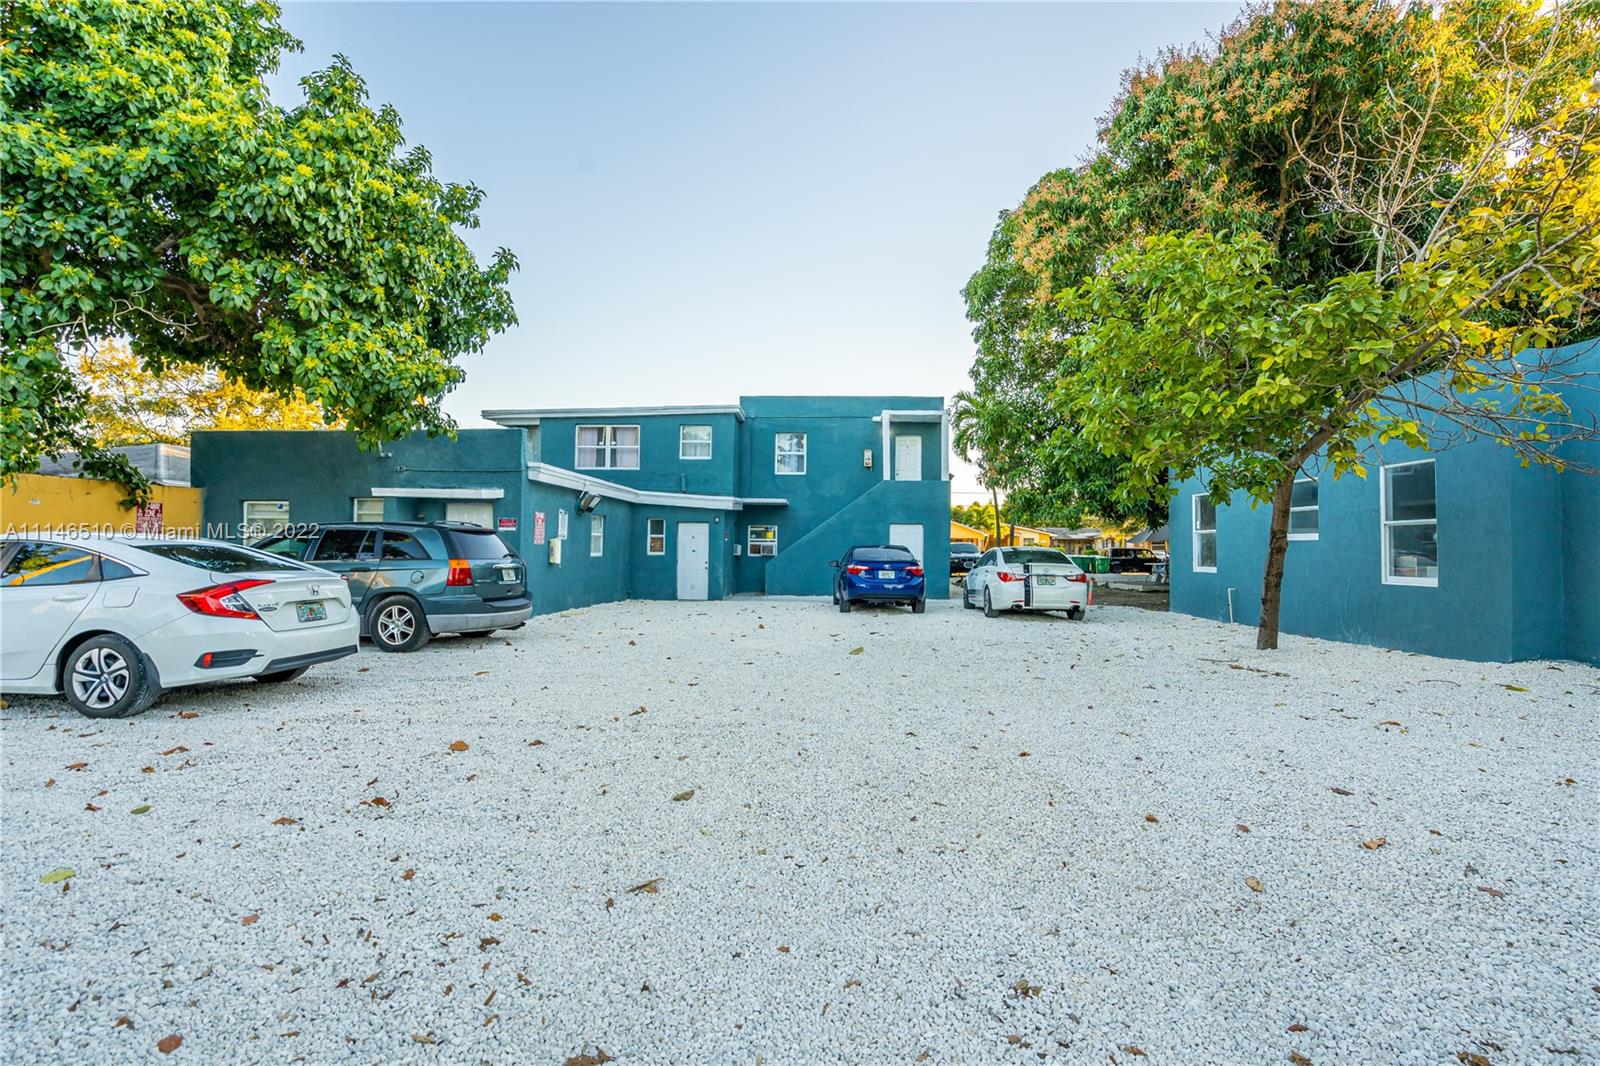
{"left": 575, "top": 425, "right": 640, "bottom": 470}
{"left": 747, "top": 524, "right": 778, "bottom": 557}
{"left": 1380, "top": 459, "right": 1438, "bottom": 587}
{"left": 679, "top": 425, "right": 713, "bottom": 461}
{"left": 590, "top": 514, "right": 605, "bottom": 557}
{"left": 774, "top": 432, "right": 807, "bottom": 476}
{"left": 1287, "top": 477, "right": 1319, "bottom": 542}
{"left": 0, "top": 541, "right": 102, "bottom": 587}
{"left": 242, "top": 500, "right": 291, "bottom": 538}
{"left": 1191, "top": 494, "right": 1218, "bottom": 574}
{"left": 646, "top": 517, "right": 666, "bottom": 556}
{"left": 352, "top": 497, "right": 385, "bottom": 522}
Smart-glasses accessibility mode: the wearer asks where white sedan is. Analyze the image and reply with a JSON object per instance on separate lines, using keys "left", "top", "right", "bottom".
{"left": 0, "top": 535, "right": 359, "bottom": 718}
{"left": 962, "top": 546, "right": 1091, "bottom": 620}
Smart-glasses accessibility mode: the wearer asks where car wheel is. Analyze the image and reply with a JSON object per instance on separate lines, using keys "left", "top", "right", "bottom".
{"left": 1067, "top": 607, "right": 1085, "bottom": 621}
{"left": 253, "top": 666, "right": 309, "bottom": 684}
{"left": 63, "top": 635, "right": 160, "bottom": 719}
{"left": 368, "top": 597, "right": 431, "bottom": 653}
{"left": 963, "top": 584, "right": 976, "bottom": 610}
{"left": 983, "top": 588, "right": 998, "bottom": 619}
{"left": 912, "top": 598, "right": 926, "bottom": 614}
{"left": 838, "top": 595, "right": 851, "bottom": 613}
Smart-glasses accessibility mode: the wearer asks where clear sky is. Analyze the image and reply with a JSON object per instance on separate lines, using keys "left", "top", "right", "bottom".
{"left": 271, "top": 2, "right": 1240, "bottom": 503}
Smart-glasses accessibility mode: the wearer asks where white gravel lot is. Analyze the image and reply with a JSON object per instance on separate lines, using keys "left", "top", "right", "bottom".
{"left": 3, "top": 598, "right": 1597, "bottom": 1065}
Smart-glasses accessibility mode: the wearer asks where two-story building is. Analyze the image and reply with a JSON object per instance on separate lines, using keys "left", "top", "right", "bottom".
{"left": 190, "top": 395, "right": 952, "bottom": 614}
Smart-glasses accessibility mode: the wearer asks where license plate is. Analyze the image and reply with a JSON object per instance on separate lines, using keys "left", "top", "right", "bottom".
{"left": 296, "top": 601, "right": 327, "bottom": 623}
{"left": 497, "top": 566, "right": 520, "bottom": 583}
{"left": 1035, "top": 575, "right": 1056, "bottom": 586}
{"left": 877, "top": 570, "right": 895, "bottom": 579}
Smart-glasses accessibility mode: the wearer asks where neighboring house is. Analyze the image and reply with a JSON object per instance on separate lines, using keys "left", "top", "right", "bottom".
{"left": 1128, "top": 526, "right": 1169, "bottom": 553}
{"left": 1169, "top": 339, "right": 1599, "bottom": 666}
{"left": 2, "top": 442, "right": 202, "bottom": 535}
{"left": 950, "top": 520, "right": 987, "bottom": 546}
{"left": 190, "top": 396, "right": 952, "bottom": 615}
{"left": 1045, "top": 526, "right": 1103, "bottom": 552}
{"left": 990, "top": 523, "right": 1053, "bottom": 549}
{"left": 37, "top": 443, "right": 191, "bottom": 486}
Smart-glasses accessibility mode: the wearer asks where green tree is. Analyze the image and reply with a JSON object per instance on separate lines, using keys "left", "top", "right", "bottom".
{"left": 951, "top": 390, "right": 1007, "bottom": 545}
{"left": 1061, "top": 0, "right": 1599, "bottom": 648}
{"left": 1, "top": 0, "right": 517, "bottom": 495}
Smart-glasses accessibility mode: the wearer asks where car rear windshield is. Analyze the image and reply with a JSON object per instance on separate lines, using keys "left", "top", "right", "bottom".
{"left": 951, "top": 543, "right": 979, "bottom": 554}
{"left": 446, "top": 529, "right": 516, "bottom": 560}
{"left": 1004, "top": 549, "right": 1072, "bottom": 565}
{"left": 132, "top": 543, "right": 307, "bottom": 573}
{"left": 851, "top": 547, "right": 915, "bottom": 563}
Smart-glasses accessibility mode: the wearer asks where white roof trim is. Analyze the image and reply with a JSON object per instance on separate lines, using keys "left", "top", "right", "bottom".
{"left": 871, "top": 409, "right": 945, "bottom": 423}
{"left": 484, "top": 404, "right": 746, "bottom": 426}
{"left": 526, "top": 462, "right": 785, "bottom": 510}
{"left": 369, "top": 486, "right": 505, "bottom": 500}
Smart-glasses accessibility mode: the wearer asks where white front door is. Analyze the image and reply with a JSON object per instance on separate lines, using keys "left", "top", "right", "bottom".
{"left": 445, "top": 501, "right": 495, "bottom": 528}
{"left": 894, "top": 435, "right": 922, "bottom": 481}
{"left": 676, "top": 522, "right": 709, "bottom": 600}
{"left": 889, "top": 523, "right": 924, "bottom": 564}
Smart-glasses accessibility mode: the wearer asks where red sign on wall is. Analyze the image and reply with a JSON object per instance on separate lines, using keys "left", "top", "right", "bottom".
{"left": 498, "top": 517, "right": 517, "bottom": 532}
{"left": 532, "top": 511, "right": 546, "bottom": 545}
{"left": 133, "top": 502, "right": 163, "bottom": 534}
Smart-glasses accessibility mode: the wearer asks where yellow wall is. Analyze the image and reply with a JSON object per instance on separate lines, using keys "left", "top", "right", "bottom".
{"left": 1, "top": 474, "right": 203, "bottom": 536}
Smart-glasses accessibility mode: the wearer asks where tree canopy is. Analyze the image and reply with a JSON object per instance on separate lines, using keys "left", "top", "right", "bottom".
{"left": 1, "top": 0, "right": 518, "bottom": 490}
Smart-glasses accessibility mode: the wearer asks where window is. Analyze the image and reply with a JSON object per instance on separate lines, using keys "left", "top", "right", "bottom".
{"left": 2, "top": 542, "right": 98, "bottom": 587}
{"left": 312, "top": 529, "right": 376, "bottom": 562}
{"left": 254, "top": 533, "right": 310, "bottom": 559}
{"left": 1382, "top": 459, "right": 1437, "bottom": 585}
{"left": 575, "top": 425, "right": 640, "bottom": 470}
{"left": 445, "top": 529, "right": 515, "bottom": 560}
{"left": 775, "top": 432, "right": 806, "bottom": 475}
{"left": 380, "top": 532, "right": 431, "bottom": 561}
{"left": 242, "top": 500, "right": 290, "bottom": 538}
{"left": 647, "top": 518, "right": 666, "bottom": 556}
{"left": 353, "top": 497, "right": 385, "bottom": 522}
{"left": 679, "top": 425, "right": 712, "bottom": 460}
{"left": 1288, "top": 478, "right": 1319, "bottom": 540}
{"left": 590, "top": 515, "right": 605, "bottom": 557}
{"left": 132, "top": 543, "right": 306, "bottom": 573}
{"left": 748, "top": 525, "right": 777, "bottom": 557}
{"left": 1192, "top": 495, "right": 1217, "bottom": 572}
{"left": 100, "top": 557, "right": 139, "bottom": 580}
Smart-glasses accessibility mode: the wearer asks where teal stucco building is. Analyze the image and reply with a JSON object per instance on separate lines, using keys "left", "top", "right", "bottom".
{"left": 1168, "top": 340, "right": 1600, "bottom": 665}
{"left": 191, "top": 396, "right": 952, "bottom": 614}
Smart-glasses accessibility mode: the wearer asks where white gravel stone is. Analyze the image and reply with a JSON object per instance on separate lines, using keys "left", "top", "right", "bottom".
{"left": 2, "top": 598, "right": 1596, "bottom": 1064}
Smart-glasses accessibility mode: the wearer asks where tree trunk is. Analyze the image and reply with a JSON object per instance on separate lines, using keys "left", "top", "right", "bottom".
{"left": 991, "top": 485, "right": 1002, "bottom": 548}
{"left": 1255, "top": 473, "right": 1297, "bottom": 650}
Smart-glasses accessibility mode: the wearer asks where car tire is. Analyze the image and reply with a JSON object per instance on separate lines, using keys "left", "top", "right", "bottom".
{"left": 832, "top": 583, "right": 840, "bottom": 606}
{"left": 983, "top": 588, "right": 998, "bottom": 619}
{"left": 62, "top": 634, "right": 161, "bottom": 719}
{"left": 912, "top": 598, "right": 926, "bottom": 614}
{"left": 963, "top": 584, "right": 976, "bottom": 610}
{"left": 1067, "top": 607, "right": 1085, "bottom": 621}
{"left": 838, "top": 595, "right": 852, "bottom": 614}
{"left": 367, "top": 596, "right": 431, "bottom": 653}
{"left": 253, "top": 666, "right": 309, "bottom": 684}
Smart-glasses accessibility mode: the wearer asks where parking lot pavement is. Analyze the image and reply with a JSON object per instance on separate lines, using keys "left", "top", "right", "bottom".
{"left": 4, "top": 599, "right": 1597, "bottom": 1063}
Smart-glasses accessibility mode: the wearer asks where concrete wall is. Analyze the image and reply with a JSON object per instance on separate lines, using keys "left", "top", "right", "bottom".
{"left": 531, "top": 413, "right": 743, "bottom": 497}
{"left": 761, "top": 479, "right": 952, "bottom": 596}
{"left": 1, "top": 474, "right": 203, "bottom": 535}
{"left": 1168, "top": 340, "right": 1599, "bottom": 664}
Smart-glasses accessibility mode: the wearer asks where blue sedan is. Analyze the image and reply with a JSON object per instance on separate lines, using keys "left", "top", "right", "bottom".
{"left": 831, "top": 545, "right": 926, "bottom": 614}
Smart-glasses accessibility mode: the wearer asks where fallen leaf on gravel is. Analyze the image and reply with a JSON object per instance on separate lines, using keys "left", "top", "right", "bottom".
{"left": 474, "top": 671, "right": 489, "bottom": 676}
{"left": 916, "top": 1053, "right": 929, "bottom": 1063}
{"left": 141, "top": 766, "right": 155, "bottom": 774}
{"left": 45, "top": 779, "right": 55, "bottom": 788}
{"left": 177, "top": 711, "right": 198, "bottom": 719}
{"left": 1123, "top": 1048, "right": 1147, "bottom": 1058}
{"left": 1288, "top": 1023, "right": 1309, "bottom": 1032}
{"left": 672, "top": 789, "right": 694, "bottom": 802}
{"left": 1236, "top": 824, "right": 1250, "bottom": 833}
{"left": 39, "top": 869, "right": 75, "bottom": 884}
{"left": 626, "top": 878, "right": 663, "bottom": 894}
{"left": 562, "top": 1050, "right": 613, "bottom": 1066}
{"left": 271, "top": 817, "right": 297, "bottom": 826}
{"left": 844, "top": 979, "right": 861, "bottom": 988}
{"left": 1245, "top": 876, "right": 1265, "bottom": 893}
{"left": 1377, "top": 720, "right": 1401, "bottom": 727}
{"left": 1330, "top": 787, "right": 1354, "bottom": 796}
{"left": 1361, "top": 837, "right": 1388, "bottom": 850}
{"left": 604, "top": 897, "right": 614, "bottom": 910}
{"left": 157, "top": 1035, "right": 183, "bottom": 1054}
{"left": 480, "top": 936, "right": 500, "bottom": 949}
{"left": 241, "top": 914, "right": 259, "bottom": 926}
{"left": 1289, "top": 1053, "right": 1313, "bottom": 1066}
{"left": 65, "top": 762, "right": 88, "bottom": 771}
{"left": 160, "top": 746, "right": 188, "bottom": 757}
{"left": 1477, "top": 885, "right": 1505, "bottom": 898}
{"left": 1144, "top": 814, "right": 1159, "bottom": 824}
{"left": 488, "top": 913, "right": 502, "bottom": 921}
{"left": 402, "top": 869, "right": 415, "bottom": 881}
{"left": 114, "top": 1017, "right": 132, "bottom": 1029}
{"left": 528, "top": 739, "right": 544, "bottom": 747}
{"left": 1005, "top": 1035, "right": 1023, "bottom": 1045}
{"left": 85, "top": 803, "right": 100, "bottom": 812}
{"left": 630, "top": 706, "right": 647, "bottom": 716}
{"left": 1500, "top": 684, "right": 1527, "bottom": 692}
{"left": 411, "top": 1033, "right": 436, "bottom": 1044}
{"left": 777, "top": 945, "right": 790, "bottom": 953}
{"left": 1012, "top": 979, "right": 1040, "bottom": 998}
{"left": 369, "top": 796, "right": 390, "bottom": 808}
{"left": 449, "top": 740, "right": 469, "bottom": 752}
{"left": 1456, "top": 1054, "right": 1492, "bottom": 1066}
{"left": 357, "top": 666, "right": 370, "bottom": 672}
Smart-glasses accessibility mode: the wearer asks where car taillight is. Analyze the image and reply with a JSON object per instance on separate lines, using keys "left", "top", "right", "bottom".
{"left": 845, "top": 564, "right": 868, "bottom": 575}
{"left": 1067, "top": 573, "right": 1088, "bottom": 583}
{"left": 177, "top": 579, "right": 272, "bottom": 620}
{"left": 997, "top": 570, "right": 1025, "bottom": 582}
{"left": 907, "top": 566, "right": 924, "bottom": 577}
{"left": 447, "top": 559, "right": 474, "bottom": 586}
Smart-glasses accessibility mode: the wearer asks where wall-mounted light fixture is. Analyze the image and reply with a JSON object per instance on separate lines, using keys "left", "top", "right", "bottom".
{"left": 863, "top": 449, "right": 874, "bottom": 469}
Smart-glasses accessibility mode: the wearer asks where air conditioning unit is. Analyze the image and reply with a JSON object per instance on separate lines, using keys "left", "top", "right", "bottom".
{"left": 577, "top": 491, "right": 602, "bottom": 513}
